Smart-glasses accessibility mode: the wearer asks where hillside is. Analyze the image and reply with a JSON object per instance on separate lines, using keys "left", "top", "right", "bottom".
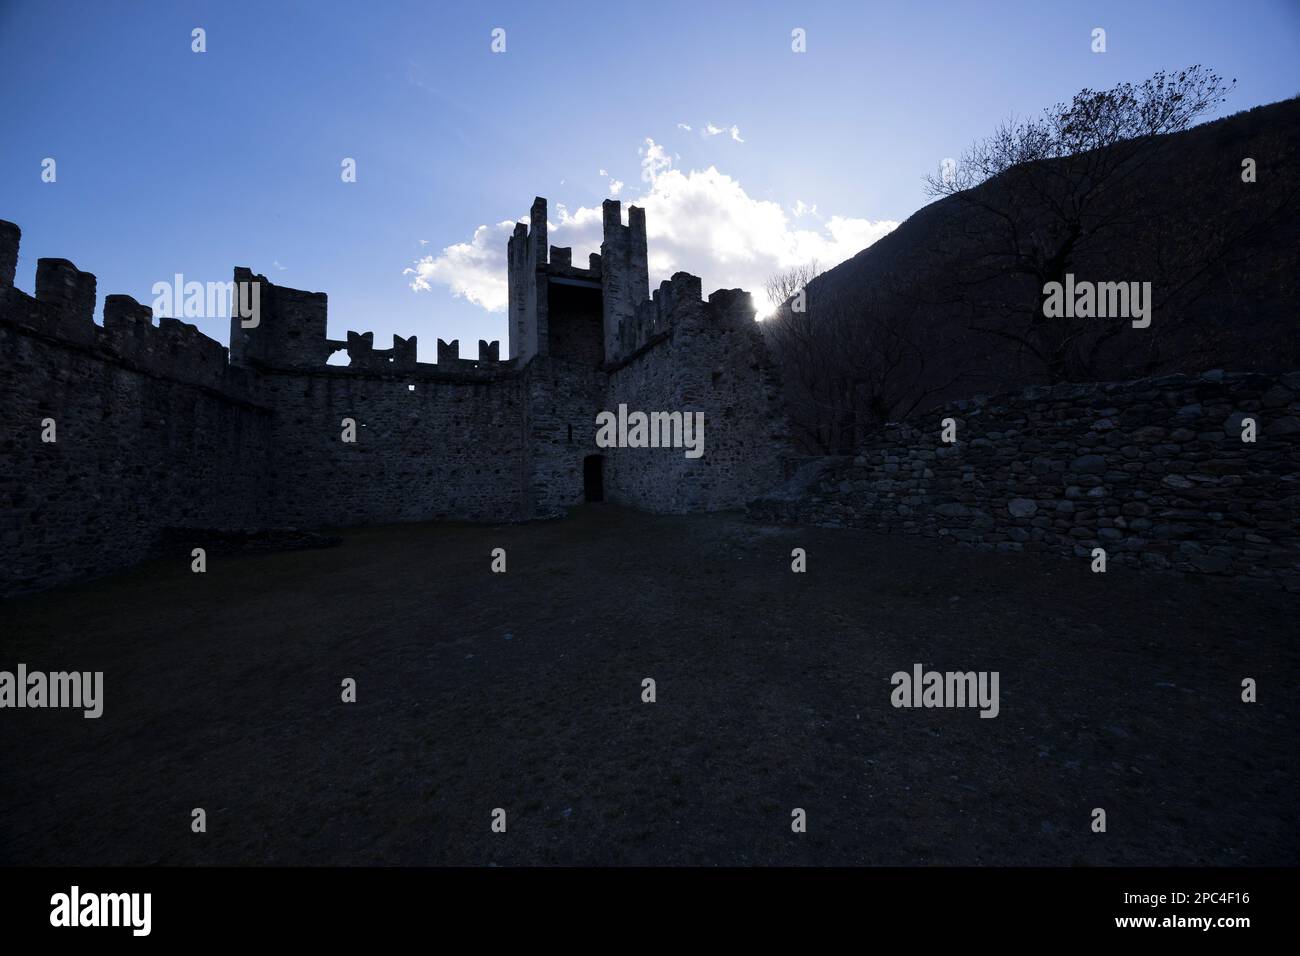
{"left": 768, "top": 96, "right": 1300, "bottom": 450}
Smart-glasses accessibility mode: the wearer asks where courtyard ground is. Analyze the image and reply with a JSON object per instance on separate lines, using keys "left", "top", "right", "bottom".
{"left": 1, "top": 504, "right": 1295, "bottom": 865}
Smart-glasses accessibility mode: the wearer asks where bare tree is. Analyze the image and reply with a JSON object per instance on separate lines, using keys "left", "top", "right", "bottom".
{"left": 763, "top": 68, "right": 1298, "bottom": 450}
{"left": 918, "top": 66, "right": 1285, "bottom": 383}
{"left": 763, "top": 266, "right": 967, "bottom": 453}
{"left": 764, "top": 261, "right": 820, "bottom": 316}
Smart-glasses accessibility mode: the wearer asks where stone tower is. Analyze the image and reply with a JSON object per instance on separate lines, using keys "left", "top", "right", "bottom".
{"left": 506, "top": 197, "right": 649, "bottom": 366}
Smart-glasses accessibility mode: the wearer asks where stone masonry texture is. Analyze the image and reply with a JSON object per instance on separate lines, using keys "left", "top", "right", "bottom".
{"left": 750, "top": 371, "right": 1300, "bottom": 589}
{"left": 3, "top": 207, "right": 1298, "bottom": 596}
{"left": 0, "top": 209, "right": 795, "bottom": 596}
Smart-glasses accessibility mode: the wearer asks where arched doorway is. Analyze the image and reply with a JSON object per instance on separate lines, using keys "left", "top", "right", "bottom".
{"left": 583, "top": 455, "right": 604, "bottom": 502}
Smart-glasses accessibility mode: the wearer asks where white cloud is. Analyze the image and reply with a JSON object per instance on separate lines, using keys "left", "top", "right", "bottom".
{"left": 677, "top": 122, "right": 692, "bottom": 131}
{"left": 404, "top": 220, "right": 518, "bottom": 312}
{"left": 406, "top": 138, "right": 897, "bottom": 316}
{"left": 639, "top": 137, "right": 672, "bottom": 183}
{"left": 609, "top": 179, "right": 625, "bottom": 196}
{"left": 273, "top": 260, "right": 287, "bottom": 271}
{"left": 598, "top": 168, "right": 607, "bottom": 177}
{"left": 702, "top": 122, "right": 744, "bottom": 143}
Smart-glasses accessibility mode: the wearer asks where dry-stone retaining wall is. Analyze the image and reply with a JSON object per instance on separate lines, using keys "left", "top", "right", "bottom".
{"left": 750, "top": 371, "right": 1300, "bottom": 589}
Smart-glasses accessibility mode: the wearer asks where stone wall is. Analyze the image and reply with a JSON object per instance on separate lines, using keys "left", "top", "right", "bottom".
{"left": 0, "top": 217, "right": 792, "bottom": 596}
{"left": 251, "top": 365, "right": 533, "bottom": 527}
{"left": 9, "top": 204, "right": 1293, "bottom": 598}
{"left": 605, "top": 275, "right": 793, "bottom": 513}
{"left": 524, "top": 356, "right": 608, "bottom": 517}
{"left": 1, "top": 278, "right": 271, "bottom": 596}
{"left": 0, "top": 254, "right": 794, "bottom": 597}
{"left": 750, "top": 371, "right": 1300, "bottom": 588}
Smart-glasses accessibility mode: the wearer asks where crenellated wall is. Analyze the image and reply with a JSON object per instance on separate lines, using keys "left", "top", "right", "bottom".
{"left": 600, "top": 199, "right": 648, "bottom": 363}
{"left": 604, "top": 275, "right": 794, "bottom": 512}
{"left": 749, "top": 371, "right": 1300, "bottom": 588}
{"left": 506, "top": 198, "right": 551, "bottom": 364}
{"left": 0, "top": 221, "right": 532, "bottom": 596}
{"left": 0, "top": 251, "right": 271, "bottom": 596}
{"left": 0, "top": 207, "right": 796, "bottom": 597}
{"left": 11, "top": 204, "right": 1296, "bottom": 595}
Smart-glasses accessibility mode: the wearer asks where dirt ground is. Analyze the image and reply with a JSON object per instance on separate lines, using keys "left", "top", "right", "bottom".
{"left": 1, "top": 505, "right": 1296, "bottom": 866}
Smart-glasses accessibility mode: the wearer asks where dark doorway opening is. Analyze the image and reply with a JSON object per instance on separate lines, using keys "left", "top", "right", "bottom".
{"left": 583, "top": 454, "right": 604, "bottom": 502}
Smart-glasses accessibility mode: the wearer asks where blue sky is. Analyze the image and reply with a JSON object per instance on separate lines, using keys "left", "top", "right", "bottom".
{"left": 1, "top": 0, "right": 1297, "bottom": 360}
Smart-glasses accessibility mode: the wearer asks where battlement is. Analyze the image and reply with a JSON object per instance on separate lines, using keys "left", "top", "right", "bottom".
{"left": 227, "top": 268, "right": 504, "bottom": 376}
{"left": 502, "top": 197, "right": 768, "bottom": 367}
{"left": 0, "top": 221, "right": 507, "bottom": 391}
{"left": 615, "top": 273, "right": 757, "bottom": 358}
{"left": 0, "top": 207, "right": 793, "bottom": 597}
{"left": 329, "top": 330, "right": 419, "bottom": 369}
{"left": 599, "top": 199, "right": 649, "bottom": 363}
{"left": 547, "top": 244, "right": 602, "bottom": 281}
{"left": 34, "top": 257, "right": 98, "bottom": 345}
{"left": 0, "top": 219, "right": 19, "bottom": 288}
{"left": 2, "top": 203, "right": 759, "bottom": 389}
{"left": 506, "top": 198, "right": 548, "bottom": 363}
{"left": 229, "top": 267, "right": 331, "bottom": 367}
{"left": 505, "top": 196, "right": 652, "bottom": 367}
{"left": 105, "top": 295, "right": 230, "bottom": 384}
{"left": 0, "top": 222, "right": 239, "bottom": 391}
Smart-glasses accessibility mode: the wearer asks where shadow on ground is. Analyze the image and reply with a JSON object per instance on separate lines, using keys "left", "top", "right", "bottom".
{"left": 1, "top": 505, "right": 1295, "bottom": 865}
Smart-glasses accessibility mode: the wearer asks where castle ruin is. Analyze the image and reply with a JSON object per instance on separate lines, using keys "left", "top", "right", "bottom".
{"left": 0, "top": 201, "right": 794, "bottom": 596}
{"left": 7, "top": 198, "right": 1293, "bottom": 599}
